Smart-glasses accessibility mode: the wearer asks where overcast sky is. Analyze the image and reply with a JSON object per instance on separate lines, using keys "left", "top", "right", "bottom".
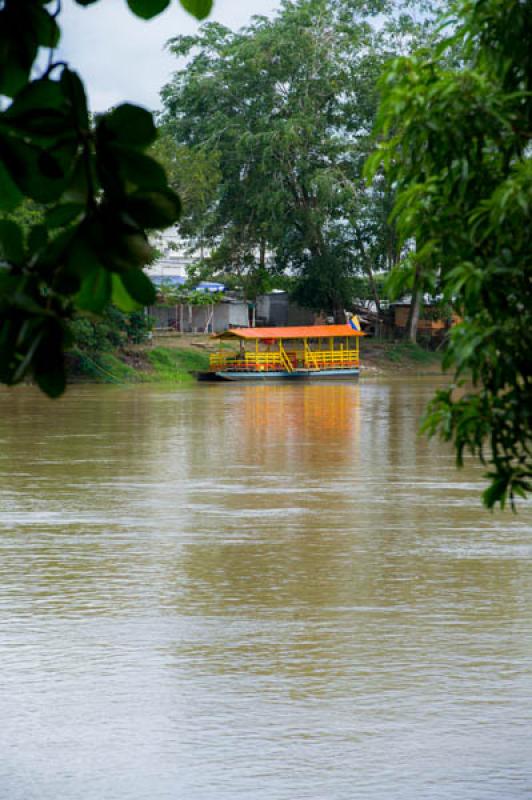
{"left": 56, "top": 0, "right": 281, "bottom": 113}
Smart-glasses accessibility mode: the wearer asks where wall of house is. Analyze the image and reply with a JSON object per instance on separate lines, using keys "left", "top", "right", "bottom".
{"left": 393, "top": 305, "right": 453, "bottom": 334}
{"left": 228, "top": 303, "right": 249, "bottom": 328}
{"left": 393, "top": 306, "right": 410, "bottom": 328}
{"left": 148, "top": 301, "right": 248, "bottom": 333}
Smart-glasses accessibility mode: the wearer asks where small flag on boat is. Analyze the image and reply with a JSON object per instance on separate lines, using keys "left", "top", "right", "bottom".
{"left": 349, "top": 315, "right": 361, "bottom": 331}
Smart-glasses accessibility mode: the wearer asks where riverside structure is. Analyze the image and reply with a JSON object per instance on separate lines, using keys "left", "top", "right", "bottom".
{"left": 202, "top": 324, "right": 364, "bottom": 381}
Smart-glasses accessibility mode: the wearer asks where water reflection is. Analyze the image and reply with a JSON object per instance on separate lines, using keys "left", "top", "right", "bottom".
{"left": 0, "top": 380, "right": 531, "bottom": 800}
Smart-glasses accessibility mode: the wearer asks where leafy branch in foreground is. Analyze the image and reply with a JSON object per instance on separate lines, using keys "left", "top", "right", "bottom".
{"left": 0, "top": 0, "right": 212, "bottom": 397}
{"left": 367, "top": 0, "right": 532, "bottom": 508}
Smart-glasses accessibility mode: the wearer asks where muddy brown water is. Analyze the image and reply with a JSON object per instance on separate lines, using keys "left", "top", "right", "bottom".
{"left": 0, "top": 379, "right": 531, "bottom": 799}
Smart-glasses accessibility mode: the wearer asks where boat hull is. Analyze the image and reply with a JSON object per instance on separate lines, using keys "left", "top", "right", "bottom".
{"left": 201, "top": 368, "right": 360, "bottom": 382}
{"left": 215, "top": 370, "right": 301, "bottom": 381}
{"left": 296, "top": 368, "right": 360, "bottom": 380}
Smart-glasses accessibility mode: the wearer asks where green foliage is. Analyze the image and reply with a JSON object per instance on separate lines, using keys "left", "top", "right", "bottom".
{"left": 384, "top": 342, "right": 439, "bottom": 365}
{"left": 159, "top": 1, "right": 433, "bottom": 313}
{"left": 351, "top": 273, "right": 392, "bottom": 306}
{"left": 125, "top": 310, "right": 153, "bottom": 344}
{"left": 0, "top": 0, "right": 211, "bottom": 397}
{"left": 69, "top": 350, "right": 141, "bottom": 384}
{"left": 69, "top": 307, "right": 152, "bottom": 354}
{"left": 368, "top": 0, "right": 532, "bottom": 507}
{"left": 150, "top": 134, "right": 221, "bottom": 238}
{"left": 157, "top": 282, "right": 223, "bottom": 307}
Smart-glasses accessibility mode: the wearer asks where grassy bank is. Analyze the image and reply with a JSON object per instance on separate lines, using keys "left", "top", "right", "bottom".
{"left": 67, "top": 343, "right": 210, "bottom": 385}
{"left": 362, "top": 340, "right": 442, "bottom": 375}
{"left": 67, "top": 335, "right": 442, "bottom": 386}
{"left": 146, "top": 346, "right": 210, "bottom": 381}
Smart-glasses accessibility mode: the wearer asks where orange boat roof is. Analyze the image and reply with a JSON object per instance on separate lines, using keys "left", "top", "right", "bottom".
{"left": 215, "top": 324, "right": 364, "bottom": 340}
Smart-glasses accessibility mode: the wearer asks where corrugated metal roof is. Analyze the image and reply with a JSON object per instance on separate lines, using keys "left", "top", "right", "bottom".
{"left": 215, "top": 325, "right": 364, "bottom": 340}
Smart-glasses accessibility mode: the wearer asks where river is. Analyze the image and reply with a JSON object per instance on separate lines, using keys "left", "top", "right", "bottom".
{"left": 0, "top": 379, "right": 531, "bottom": 799}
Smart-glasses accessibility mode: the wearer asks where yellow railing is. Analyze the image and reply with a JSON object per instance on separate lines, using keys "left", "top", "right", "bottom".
{"left": 210, "top": 348, "right": 359, "bottom": 372}
{"left": 210, "top": 352, "right": 285, "bottom": 371}
{"left": 304, "top": 349, "right": 359, "bottom": 369}
{"left": 304, "top": 341, "right": 320, "bottom": 370}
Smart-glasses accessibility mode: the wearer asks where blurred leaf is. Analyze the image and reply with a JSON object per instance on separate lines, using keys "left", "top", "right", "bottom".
{"left": 126, "top": 0, "right": 171, "bottom": 19}
{"left": 27, "top": 224, "right": 49, "bottom": 255}
{"left": 33, "top": 8, "right": 60, "bottom": 49}
{"left": 124, "top": 189, "right": 181, "bottom": 228}
{"left": 180, "top": 0, "right": 213, "bottom": 20}
{"left": 0, "top": 162, "right": 23, "bottom": 211}
{"left": 99, "top": 104, "right": 157, "bottom": 149}
{"left": 113, "top": 149, "right": 168, "bottom": 191}
{"left": 33, "top": 323, "right": 67, "bottom": 398}
{"left": 76, "top": 267, "right": 112, "bottom": 313}
{"left": 111, "top": 274, "right": 142, "bottom": 312}
{"left": 45, "top": 203, "right": 85, "bottom": 230}
{"left": 60, "top": 68, "right": 90, "bottom": 130}
{"left": 0, "top": 2, "right": 42, "bottom": 96}
{"left": 0, "top": 220, "right": 24, "bottom": 263}
{"left": 1, "top": 136, "right": 70, "bottom": 203}
{"left": 120, "top": 268, "right": 156, "bottom": 305}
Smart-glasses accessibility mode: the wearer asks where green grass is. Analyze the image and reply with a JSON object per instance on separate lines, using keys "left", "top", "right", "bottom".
{"left": 68, "top": 349, "right": 141, "bottom": 383}
{"left": 68, "top": 345, "right": 209, "bottom": 385}
{"left": 383, "top": 342, "right": 441, "bottom": 365}
{"left": 146, "top": 346, "right": 210, "bottom": 383}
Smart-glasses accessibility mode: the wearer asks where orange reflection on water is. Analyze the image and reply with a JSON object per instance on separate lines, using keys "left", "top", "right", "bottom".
{"left": 234, "top": 382, "right": 361, "bottom": 470}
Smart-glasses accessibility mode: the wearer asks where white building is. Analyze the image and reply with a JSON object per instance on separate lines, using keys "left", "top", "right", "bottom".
{"left": 145, "top": 228, "right": 195, "bottom": 283}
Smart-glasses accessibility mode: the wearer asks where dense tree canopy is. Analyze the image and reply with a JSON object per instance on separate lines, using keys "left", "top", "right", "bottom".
{"left": 367, "top": 0, "right": 532, "bottom": 507}
{"left": 150, "top": 133, "right": 221, "bottom": 239}
{"left": 159, "top": 0, "right": 430, "bottom": 312}
{"left": 0, "top": 0, "right": 211, "bottom": 397}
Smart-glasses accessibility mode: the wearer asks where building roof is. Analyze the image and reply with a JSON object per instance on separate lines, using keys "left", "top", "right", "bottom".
{"left": 215, "top": 324, "right": 364, "bottom": 340}
{"left": 151, "top": 275, "right": 226, "bottom": 293}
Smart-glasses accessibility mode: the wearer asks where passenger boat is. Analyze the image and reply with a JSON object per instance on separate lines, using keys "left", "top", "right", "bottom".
{"left": 200, "top": 324, "right": 364, "bottom": 381}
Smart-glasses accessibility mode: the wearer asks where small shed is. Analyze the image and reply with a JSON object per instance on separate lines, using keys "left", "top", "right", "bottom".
{"left": 391, "top": 301, "right": 459, "bottom": 338}
{"left": 256, "top": 292, "right": 315, "bottom": 327}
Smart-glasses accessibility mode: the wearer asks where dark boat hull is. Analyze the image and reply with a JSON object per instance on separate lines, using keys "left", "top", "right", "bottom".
{"left": 198, "top": 368, "right": 360, "bottom": 382}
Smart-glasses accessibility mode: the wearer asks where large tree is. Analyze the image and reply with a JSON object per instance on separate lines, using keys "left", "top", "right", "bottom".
{"left": 160, "top": 0, "right": 418, "bottom": 315}
{"left": 367, "top": 0, "right": 532, "bottom": 507}
{"left": 0, "top": 0, "right": 211, "bottom": 397}
{"left": 150, "top": 132, "right": 221, "bottom": 241}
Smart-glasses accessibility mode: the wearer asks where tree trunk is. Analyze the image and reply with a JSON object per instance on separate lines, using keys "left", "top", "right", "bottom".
{"left": 332, "top": 294, "right": 345, "bottom": 324}
{"left": 407, "top": 288, "right": 422, "bottom": 343}
{"left": 365, "top": 262, "right": 381, "bottom": 314}
{"left": 204, "top": 303, "right": 214, "bottom": 334}
{"left": 354, "top": 234, "right": 381, "bottom": 313}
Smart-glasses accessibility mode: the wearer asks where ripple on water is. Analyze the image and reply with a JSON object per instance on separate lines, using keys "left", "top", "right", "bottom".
{"left": 0, "top": 382, "right": 531, "bottom": 800}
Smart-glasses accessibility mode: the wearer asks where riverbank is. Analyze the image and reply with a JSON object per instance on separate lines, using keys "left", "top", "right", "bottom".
{"left": 66, "top": 334, "right": 442, "bottom": 385}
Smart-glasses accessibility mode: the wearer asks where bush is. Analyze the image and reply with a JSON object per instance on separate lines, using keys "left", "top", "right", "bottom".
{"left": 69, "top": 307, "right": 152, "bottom": 354}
